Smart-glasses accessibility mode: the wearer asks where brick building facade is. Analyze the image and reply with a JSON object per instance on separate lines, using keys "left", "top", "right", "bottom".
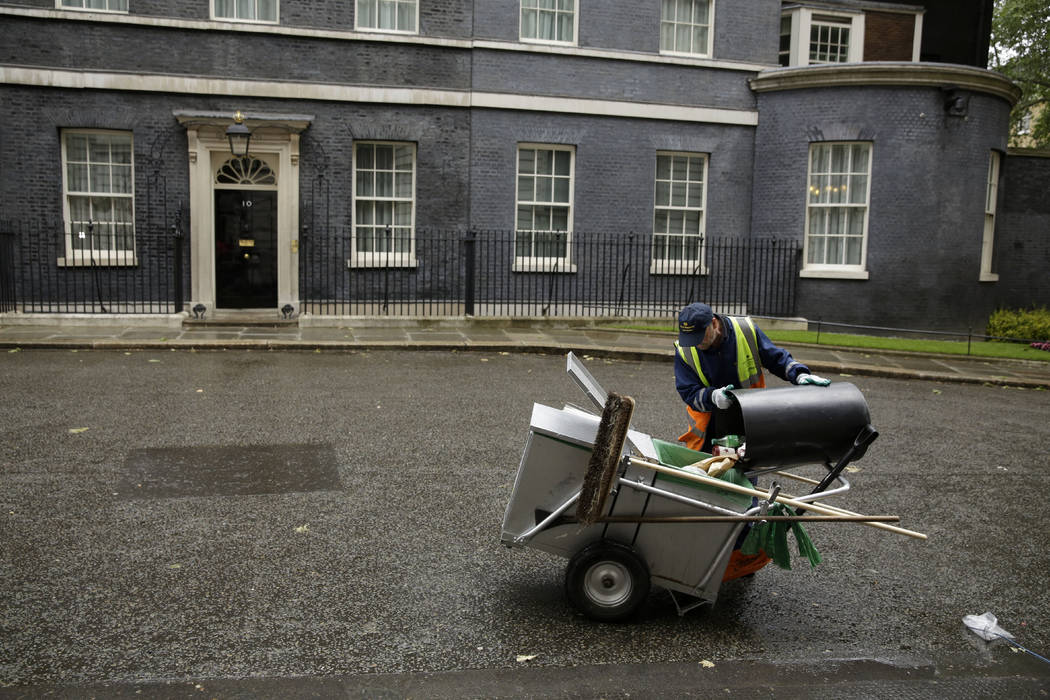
{"left": 0, "top": 0, "right": 1044, "bottom": 330}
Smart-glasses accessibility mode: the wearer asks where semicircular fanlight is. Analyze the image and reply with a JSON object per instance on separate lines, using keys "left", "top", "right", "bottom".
{"left": 215, "top": 157, "right": 276, "bottom": 185}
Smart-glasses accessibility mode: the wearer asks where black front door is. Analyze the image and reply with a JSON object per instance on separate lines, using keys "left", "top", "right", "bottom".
{"left": 215, "top": 190, "right": 277, "bottom": 308}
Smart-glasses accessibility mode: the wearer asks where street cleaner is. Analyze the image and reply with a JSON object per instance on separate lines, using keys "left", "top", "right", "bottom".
{"left": 673, "top": 302, "right": 831, "bottom": 579}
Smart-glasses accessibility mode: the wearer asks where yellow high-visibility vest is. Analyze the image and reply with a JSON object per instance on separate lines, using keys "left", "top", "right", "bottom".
{"left": 674, "top": 316, "right": 763, "bottom": 389}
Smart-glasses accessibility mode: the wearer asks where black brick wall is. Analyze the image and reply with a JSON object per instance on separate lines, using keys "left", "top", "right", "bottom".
{"left": 994, "top": 153, "right": 1050, "bottom": 313}
{"left": 1, "top": 16, "right": 472, "bottom": 89}
{"left": 752, "top": 85, "right": 1016, "bottom": 331}
{"left": 469, "top": 109, "right": 754, "bottom": 237}
{"left": 473, "top": 0, "right": 777, "bottom": 63}
{"left": 471, "top": 49, "right": 757, "bottom": 110}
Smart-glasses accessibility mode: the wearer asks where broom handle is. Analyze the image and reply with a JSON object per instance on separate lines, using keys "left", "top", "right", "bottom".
{"left": 629, "top": 458, "right": 927, "bottom": 540}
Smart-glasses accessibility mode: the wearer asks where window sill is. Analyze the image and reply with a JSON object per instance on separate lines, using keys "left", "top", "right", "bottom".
{"left": 347, "top": 256, "right": 418, "bottom": 269}
{"left": 519, "top": 37, "right": 577, "bottom": 48}
{"left": 61, "top": 7, "right": 128, "bottom": 14}
{"left": 659, "top": 49, "right": 712, "bottom": 60}
{"left": 799, "top": 268, "right": 869, "bottom": 280}
{"left": 512, "top": 259, "right": 577, "bottom": 273}
{"left": 650, "top": 260, "right": 707, "bottom": 276}
{"left": 57, "top": 256, "right": 137, "bottom": 267}
{"left": 979, "top": 272, "right": 999, "bottom": 282}
{"left": 356, "top": 26, "right": 419, "bottom": 36}
{"left": 212, "top": 17, "right": 279, "bottom": 25}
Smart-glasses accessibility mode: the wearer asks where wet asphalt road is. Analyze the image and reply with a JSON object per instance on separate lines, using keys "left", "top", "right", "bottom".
{"left": 1, "top": 348, "right": 1048, "bottom": 698}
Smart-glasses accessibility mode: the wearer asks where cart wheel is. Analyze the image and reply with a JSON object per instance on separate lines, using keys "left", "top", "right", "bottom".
{"left": 565, "top": 541, "right": 650, "bottom": 622}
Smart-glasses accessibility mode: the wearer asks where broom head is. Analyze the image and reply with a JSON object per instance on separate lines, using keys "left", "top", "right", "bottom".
{"left": 576, "top": 392, "right": 636, "bottom": 525}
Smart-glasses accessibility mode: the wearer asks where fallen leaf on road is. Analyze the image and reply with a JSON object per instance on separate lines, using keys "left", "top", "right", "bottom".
{"left": 700, "top": 659, "right": 715, "bottom": 668}
{"left": 294, "top": 524, "right": 310, "bottom": 533}
{"left": 516, "top": 654, "right": 537, "bottom": 663}
{"left": 68, "top": 427, "right": 89, "bottom": 434}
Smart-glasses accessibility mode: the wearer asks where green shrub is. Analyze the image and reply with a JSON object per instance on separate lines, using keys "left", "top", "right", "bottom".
{"left": 986, "top": 307, "right": 1050, "bottom": 341}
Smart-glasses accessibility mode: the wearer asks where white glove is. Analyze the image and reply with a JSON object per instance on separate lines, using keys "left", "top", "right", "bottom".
{"left": 711, "top": 385, "right": 735, "bottom": 409}
{"left": 795, "top": 373, "right": 831, "bottom": 386}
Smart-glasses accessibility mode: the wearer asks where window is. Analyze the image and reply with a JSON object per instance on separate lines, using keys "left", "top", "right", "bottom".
{"left": 803, "top": 142, "right": 871, "bottom": 277}
{"left": 58, "top": 0, "right": 127, "bottom": 11}
{"left": 779, "top": 8, "right": 863, "bottom": 66}
{"left": 660, "top": 0, "right": 713, "bottom": 57}
{"left": 515, "top": 145, "right": 574, "bottom": 271}
{"left": 778, "top": 15, "right": 792, "bottom": 67}
{"left": 980, "top": 151, "right": 1000, "bottom": 282}
{"left": 652, "top": 152, "right": 707, "bottom": 274}
{"left": 520, "top": 0, "right": 576, "bottom": 44}
{"left": 352, "top": 142, "right": 416, "bottom": 267}
{"left": 356, "top": 0, "right": 417, "bottom": 33}
{"left": 61, "top": 130, "right": 135, "bottom": 265}
{"left": 213, "top": 0, "right": 277, "bottom": 23}
{"left": 809, "top": 15, "right": 851, "bottom": 64}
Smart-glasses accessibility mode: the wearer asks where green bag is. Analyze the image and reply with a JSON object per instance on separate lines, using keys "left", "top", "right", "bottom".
{"left": 740, "top": 503, "right": 822, "bottom": 570}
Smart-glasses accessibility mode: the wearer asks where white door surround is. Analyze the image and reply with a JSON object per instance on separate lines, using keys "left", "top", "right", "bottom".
{"left": 174, "top": 110, "right": 313, "bottom": 317}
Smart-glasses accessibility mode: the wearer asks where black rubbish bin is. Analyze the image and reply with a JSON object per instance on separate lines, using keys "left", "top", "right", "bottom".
{"left": 723, "top": 382, "right": 875, "bottom": 468}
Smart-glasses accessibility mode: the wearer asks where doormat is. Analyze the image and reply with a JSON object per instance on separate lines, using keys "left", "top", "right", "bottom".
{"left": 119, "top": 444, "right": 341, "bottom": 498}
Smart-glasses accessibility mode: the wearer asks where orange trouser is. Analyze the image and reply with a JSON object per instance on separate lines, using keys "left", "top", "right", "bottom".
{"left": 677, "top": 405, "right": 712, "bottom": 452}
{"left": 723, "top": 550, "right": 771, "bottom": 581}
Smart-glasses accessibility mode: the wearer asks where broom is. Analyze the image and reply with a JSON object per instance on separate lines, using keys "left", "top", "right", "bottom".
{"left": 576, "top": 392, "right": 635, "bottom": 526}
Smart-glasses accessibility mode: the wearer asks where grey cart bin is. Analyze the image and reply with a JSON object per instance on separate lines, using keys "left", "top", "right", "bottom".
{"left": 501, "top": 355, "right": 758, "bottom": 621}
{"left": 500, "top": 353, "right": 920, "bottom": 622}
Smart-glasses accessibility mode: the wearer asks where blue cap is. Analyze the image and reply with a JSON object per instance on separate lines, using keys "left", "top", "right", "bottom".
{"left": 678, "top": 303, "right": 713, "bottom": 346}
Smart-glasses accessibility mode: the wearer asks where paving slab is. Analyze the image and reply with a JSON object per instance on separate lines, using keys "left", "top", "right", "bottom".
{"left": 0, "top": 317, "right": 1048, "bottom": 388}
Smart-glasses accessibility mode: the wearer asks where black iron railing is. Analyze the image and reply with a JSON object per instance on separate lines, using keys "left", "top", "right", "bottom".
{"left": 300, "top": 228, "right": 800, "bottom": 318}
{"left": 0, "top": 219, "right": 185, "bottom": 314}
{"left": 0, "top": 227, "right": 15, "bottom": 313}
{"left": 0, "top": 222, "right": 799, "bottom": 318}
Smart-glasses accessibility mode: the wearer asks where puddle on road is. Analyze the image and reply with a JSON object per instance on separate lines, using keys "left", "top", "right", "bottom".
{"left": 118, "top": 444, "right": 341, "bottom": 498}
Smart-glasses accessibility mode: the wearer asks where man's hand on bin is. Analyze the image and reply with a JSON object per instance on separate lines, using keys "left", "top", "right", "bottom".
{"left": 795, "top": 373, "right": 831, "bottom": 386}
{"left": 711, "top": 385, "right": 735, "bottom": 409}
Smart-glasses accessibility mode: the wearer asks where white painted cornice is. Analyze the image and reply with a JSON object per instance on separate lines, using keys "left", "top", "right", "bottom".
{"left": 750, "top": 62, "right": 1022, "bottom": 105}
{"left": 0, "top": 66, "right": 758, "bottom": 126}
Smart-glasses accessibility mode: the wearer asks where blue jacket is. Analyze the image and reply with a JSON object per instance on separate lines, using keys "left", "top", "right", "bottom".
{"left": 675, "top": 315, "right": 809, "bottom": 411}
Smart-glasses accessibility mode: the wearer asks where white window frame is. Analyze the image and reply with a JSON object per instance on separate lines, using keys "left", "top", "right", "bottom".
{"left": 56, "top": 0, "right": 128, "bottom": 12}
{"left": 659, "top": 0, "right": 714, "bottom": 58}
{"left": 651, "top": 151, "right": 708, "bottom": 275}
{"left": 519, "top": 0, "right": 578, "bottom": 47}
{"left": 980, "top": 151, "right": 1000, "bottom": 282}
{"left": 780, "top": 7, "right": 864, "bottom": 67}
{"left": 355, "top": 0, "right": 419, "bottom": 35}
{"left": 801, "top": 141, "right": 872, "bottom": 280}
{"left": 350, "top": 141, "right": 417, "bottom": 269}
{"left": 514, "top": 144, "right": 576, "bottom": 273}
{"left": 60, "top": 129, "right": 136, "bottom": 267}
{"left": 211, "top": 0, "right": 279, "bottom": 25}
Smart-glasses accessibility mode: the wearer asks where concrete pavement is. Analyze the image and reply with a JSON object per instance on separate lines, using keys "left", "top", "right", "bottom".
{"left": 1, "top": 315, "right": 1048, "bottom": 389}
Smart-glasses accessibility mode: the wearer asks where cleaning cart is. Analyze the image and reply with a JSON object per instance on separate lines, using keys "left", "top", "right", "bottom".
{"left": 500, "top": 353, "right": 925, "bottom": 622}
